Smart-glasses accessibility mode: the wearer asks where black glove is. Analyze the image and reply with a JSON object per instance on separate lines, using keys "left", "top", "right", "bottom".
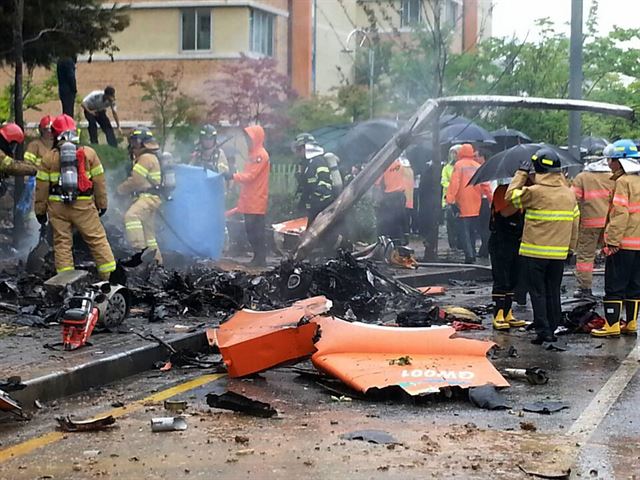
{"left": 519, "top": 156, "right": 533, "bottom": 173}
{"left": 99, "top": 208, "right": 107, "bottom": 217}
{"left": 221, "top": 171, "right": 234, "bottom": 181}
{"left": 36, "top": 213, "right": 47, "bottom": 225}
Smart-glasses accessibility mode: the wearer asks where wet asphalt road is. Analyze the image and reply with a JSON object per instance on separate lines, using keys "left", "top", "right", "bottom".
{"left": 0, "top": 279, "right": 638, "bottom": 479}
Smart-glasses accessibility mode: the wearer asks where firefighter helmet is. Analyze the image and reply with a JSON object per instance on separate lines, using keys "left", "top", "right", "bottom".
{"left": 0, "top": 123, "right": 25, "bottom": 145}
{"left": 531, "top": 148, "right": 562, "bottom": 173}
{"left": 609, "top": 139, "right": 640, "bottom": 159}
{"left": 129, "top": 127, "right": 159, "bottom": 151}
{"left": 200, "top": 124, "right": 217, "bottom": 139}
{"left": 39, "top": 115, "right": 52, "bottom": 132}
{"left": 51, "top": 114, "right": 79, "bottom": 143}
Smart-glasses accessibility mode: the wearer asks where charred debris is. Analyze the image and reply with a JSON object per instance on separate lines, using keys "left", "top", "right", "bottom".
{"left": 0, "top": 251, "right": 441, "bottom": 328}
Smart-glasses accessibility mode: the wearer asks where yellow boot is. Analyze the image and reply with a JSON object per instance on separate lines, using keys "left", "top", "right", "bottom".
{"left": 592, "top": 300, "right": 622, "bottom": 338}
{"left": 622, "top": 300, "right": 639, "bottom": 336}
{"left": 505, "top": 293, "right": 526, "bottom": 328}
{"left": 492, "top": 294, "right": 510, "bottom": 330}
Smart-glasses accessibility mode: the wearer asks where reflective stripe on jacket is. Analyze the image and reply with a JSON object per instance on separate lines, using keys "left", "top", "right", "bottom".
{"left": 35, "top": 146, "right": 107, "bottom": 215}
{"left": 506, "top": 170, "right": 579, "bottom": 260}
{"left": 117, "top": 152, "right": 162, "bottom": 196}
{"left": 605, "top": 172, "right": 640, "bottom": 250}
{"left": 572, "top": 171, "right": 614, "bottom": 229}
{"left": 302, "top": 154, "right": 333, "bottom": 210}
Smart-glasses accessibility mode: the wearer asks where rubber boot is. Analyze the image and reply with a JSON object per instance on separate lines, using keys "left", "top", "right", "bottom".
{"left": 592, "top": 300, "right": 622, "bottom": 338}
{"left": 492, "top": 294, "right": 510, "bottom": 330}
{"left": 622, "top": 299, "right": 639, "bottom": 336}
{"left": 504, "top": 293, "right": 526, "bottom": 327}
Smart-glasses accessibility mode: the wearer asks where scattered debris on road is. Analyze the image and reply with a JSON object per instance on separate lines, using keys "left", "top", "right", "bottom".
{"left": 523, "top": 401, "right": 569, "bottom": 414}
{"left": 206, "top": 391, "right": 277, "bottom": 418}
{"left": 340, "top": 429, "right": 399, "bottom": 445}
{"left": 468, "top": 385, "right": 511, "bottom": 410}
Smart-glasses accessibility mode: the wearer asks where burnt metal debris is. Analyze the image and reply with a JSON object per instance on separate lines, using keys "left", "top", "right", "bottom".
{"left": 206, "top": 391, "right": 278, "bottom": 418}
{"left": 0, "top": 250, "right": 440, "bottom": 327}
{"left": 56, "top": 414, "right": 117, "bottom": 432}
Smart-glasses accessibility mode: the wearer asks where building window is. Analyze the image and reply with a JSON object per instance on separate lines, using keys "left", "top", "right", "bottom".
{"left": 250, "top": 9, "right": 274, "bottom": 56}
{"left": 401, "top": 0, "right": 422, "bottom": 27}
{"left": 444, "top": 0, "right": 460, "bottom": 27}
{"left": 181, "top": 8, "right": 211, "bottom": 51}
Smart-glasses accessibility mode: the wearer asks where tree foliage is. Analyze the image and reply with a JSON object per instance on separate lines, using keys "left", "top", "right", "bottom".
{"left": 208, "top": 55, "right": 295, "bottom": 130}
{"left": 0, "top": 0, "right": 130, "bottom": 68}
{"left": 130, "top": 67, "right": 202, "bottom": 150}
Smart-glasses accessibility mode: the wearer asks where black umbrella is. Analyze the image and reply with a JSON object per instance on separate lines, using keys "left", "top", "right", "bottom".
{"left": 309, "top": 124, "right": 352, "bottom": 152}
{"left": 334, "top": 119, "right": 399, "bottom": 169}
{"left": 469, "top": 143, "right": 581, "bottom": 185}
{"left": 490, "top": 127, "right": 532, "bottom": 150}
{"left": 440, "top": 114, "right": 473, "bottom": 127}
{"left": 440, "top": 122, "right": 496, "bottom": 146}
{"left": 581, "top": 136, "right": 609, "bottom": 156}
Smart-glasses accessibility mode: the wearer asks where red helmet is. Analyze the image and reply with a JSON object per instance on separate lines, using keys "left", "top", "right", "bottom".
{"left": 51, "top": 114, "right": 76, "bottom": 136}
{"left": 0, "top": 123, "right": 25, "bottom": 145}
{"left": 39, "top": 115, "right": 53, "bottom": 131}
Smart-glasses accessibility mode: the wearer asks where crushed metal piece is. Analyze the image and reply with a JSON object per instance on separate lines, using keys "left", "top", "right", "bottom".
{"left": 56, "top": 414, "right": 116, "bottom": 432}
{"left": 164, "top": 400, "right": 188, "bottom": 412}
{"left": 150, "top": 416, "right": 188, "bottom": 432}
{"left": 503, "top": 367, "right": 549, "bottom": 385}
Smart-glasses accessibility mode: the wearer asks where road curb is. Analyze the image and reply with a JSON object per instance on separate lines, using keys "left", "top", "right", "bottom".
{"left": 11, "top": 331, "right": 208, "bottom": 408}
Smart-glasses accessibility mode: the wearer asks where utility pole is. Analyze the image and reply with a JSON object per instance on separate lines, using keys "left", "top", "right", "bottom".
{"left": 568, "top": 0, "right": 583, "bottom": 161}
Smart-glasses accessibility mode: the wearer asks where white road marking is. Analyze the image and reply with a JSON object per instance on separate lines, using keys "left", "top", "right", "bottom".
{"left": 567, "top": 342, "right": 640, "bottom": 442}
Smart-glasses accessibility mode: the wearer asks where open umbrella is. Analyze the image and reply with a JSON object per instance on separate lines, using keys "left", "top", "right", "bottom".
{"left": 469, "top": 143, "right": 581, "bottom": 185}
{"left": 440, "top": 122, "right": 496, "bottom": 146}
{"left": 309, "top": 124, "right": 352, "bottom": 152}
{"left": 490, "top": 127, "right": 532, "bottom": 150}
{"left": 581, "top": 136, "right": 609, "bottom": 156}
{"left": 334, "top": 119, "right": 399, "bottom": 169}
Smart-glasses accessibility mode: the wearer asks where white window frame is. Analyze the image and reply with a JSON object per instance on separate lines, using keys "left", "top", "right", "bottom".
{"left": 443, "top": 0, "right": 462, "bottom": 27}
{"left": 249, "top": 8, "right": 275, "bottom": 57}
{"left": 180, "top": 8, "right": 213, "bottom": 52}
{"left": 400, "top": 0, "right": 423, "bottom": 27}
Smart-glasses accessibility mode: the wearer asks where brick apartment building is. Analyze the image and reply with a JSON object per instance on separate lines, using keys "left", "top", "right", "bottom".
{"left": 1, "top": 0, "right": 492, "bottom": 125}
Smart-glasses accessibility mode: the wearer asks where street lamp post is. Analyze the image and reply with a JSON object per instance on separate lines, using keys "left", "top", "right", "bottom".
{"left": 344, "top": 28, "right": 375, "bottom": 119}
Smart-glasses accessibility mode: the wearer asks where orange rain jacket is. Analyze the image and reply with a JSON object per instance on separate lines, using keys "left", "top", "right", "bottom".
{"left": 605, "top": 171, "right": 640, "bottom": 250}
{"left": 445, "top": 144, "right": 492, "bottom": 217}
{"left": 376, "top": 159, "right": 405, "bottom": 193}
{"left": 233, "top": 125, "right": 270, "bottom": 215}
{"left": 572, "top": 171, "right": 614, "bottom": 229}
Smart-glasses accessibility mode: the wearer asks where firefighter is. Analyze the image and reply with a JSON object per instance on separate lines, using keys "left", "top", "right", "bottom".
{"left": 189, "top": 124, "right": 229, "bottom": 173}
{"left": 592, "top": 139, "right": 640, "bottom": 337}
{"left": 117, "top": 128, "right": 163, "bottom": 264}
{"left": 225, "top": 125, "right": 269, "bottom": 267}
{"left": 24, "top": 116, "right": 53, "bottom": 168}
{"left": 571, "top": 148, "right": 615, "bottom": 298}
{"left": 445, "top": 144, "right": 493, "bottom": 264}
{"left": 376, "top": 158, "right": 407, "bottom": 244}
{"left": 299, "top": 141, "right": 334, "bottom": 226}
{"left": 489, "top": 179, "right": 525, "bottom": 330}
{"left": 34, "top": 114, "right": 115, "bottom": 280}
{"left": 0, "top": 123, "right": 37, "bottom": 178}
{"left": 506, "top": 148, "right": 579, "bottom": 344}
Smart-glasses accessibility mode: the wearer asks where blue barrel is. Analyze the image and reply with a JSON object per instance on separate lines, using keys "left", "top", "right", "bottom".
{"left": 159, "top": 164, "right": 225, "bottom": 259}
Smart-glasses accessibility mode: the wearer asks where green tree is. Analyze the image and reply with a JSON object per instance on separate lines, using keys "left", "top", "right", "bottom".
{"left": 287, "top": 96, "right": 347, "bottom": 134}
{"left": 130, "top": 67, "right": 203, "bottom": 151}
